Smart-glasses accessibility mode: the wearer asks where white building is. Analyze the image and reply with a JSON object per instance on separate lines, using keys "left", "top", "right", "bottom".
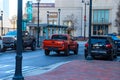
{"left": 0, "top": 0, "right": 11, "bottom": 35}
{"left": 27, "top": 0, "right": 119, "bottom": 37}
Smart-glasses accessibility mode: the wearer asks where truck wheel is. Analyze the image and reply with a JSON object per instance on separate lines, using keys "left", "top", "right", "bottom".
{"left": 31, "top": 41, "right": 36, "bottom": 51}
{"left": 45, "top": 50, "right": 50, "bottom": 56}
{"left": 1, "top": 47, "right": 6, "bottom": 52}
{"left": 56, "top": 51, "right": 60, "bottom": 54}
{"left": 74, "top": 45, "right": 78, "bottom": 55}
{"left": 64, "top": 49, "right": 69, "bottom": 56}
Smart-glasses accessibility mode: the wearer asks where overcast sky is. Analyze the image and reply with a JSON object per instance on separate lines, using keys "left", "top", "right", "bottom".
{"left": 9, "top": 0, "right": 55, "bottom": 18}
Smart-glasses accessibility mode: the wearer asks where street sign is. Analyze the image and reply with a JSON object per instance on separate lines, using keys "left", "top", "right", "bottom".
{"left": 26, "top": 1, "right": 33, "bottom": 21}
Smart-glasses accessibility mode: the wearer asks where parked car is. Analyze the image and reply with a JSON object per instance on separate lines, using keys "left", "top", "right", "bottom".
{"left": 107, "top": 34, "right": 120, "bottom": 55}
{"left": 0, "top": 36, "right": 3, "bottom": 52}
{"left": 43, "top": 34, "right": 78, "bottom": 56}
{"left": 2, "top": 30, "right": 36, "bottom": 51}
{"left": 84, "top": 35, "right": 117, "bottom": 60}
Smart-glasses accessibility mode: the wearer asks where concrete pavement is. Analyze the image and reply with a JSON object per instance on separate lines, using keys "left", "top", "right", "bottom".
{"left": 25, "top": 60, "right": 120, "bottom": 80}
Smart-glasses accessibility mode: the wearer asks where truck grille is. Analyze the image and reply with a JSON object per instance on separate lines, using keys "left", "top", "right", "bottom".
{"left": 3, "top": 37, "right": 15, "bottom": 43}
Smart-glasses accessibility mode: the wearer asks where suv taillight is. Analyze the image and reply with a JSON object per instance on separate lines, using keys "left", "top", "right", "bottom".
{"left": 85, "top": 43, "right": 88, "bottom": 48}
{"left": 106, "top": 44, "right": 112, "bottom": 48}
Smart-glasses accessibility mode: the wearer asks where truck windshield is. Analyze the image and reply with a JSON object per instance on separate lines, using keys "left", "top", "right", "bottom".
{"left": 51, "top": 35, "right": 67, "bottom": 40}
{"left": 5, "top": 30, "right": 17, "bottom": 36}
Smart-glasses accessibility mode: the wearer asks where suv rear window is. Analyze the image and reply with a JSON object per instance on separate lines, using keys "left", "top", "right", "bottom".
{"left": 91, "top": 37, "right": 109, "bottom": 44}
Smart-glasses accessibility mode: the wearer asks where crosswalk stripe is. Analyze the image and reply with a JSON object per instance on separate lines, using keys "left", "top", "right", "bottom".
{"left": 4, "top": 66, "right": 37, "bottom": 73}
{"left": 0, "top": 65, "right": 11, "bottom": 69}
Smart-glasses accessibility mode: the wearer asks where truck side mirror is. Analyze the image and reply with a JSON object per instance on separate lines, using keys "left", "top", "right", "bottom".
{"left": 25, "top": 32, "right": 28, "bottom": 36}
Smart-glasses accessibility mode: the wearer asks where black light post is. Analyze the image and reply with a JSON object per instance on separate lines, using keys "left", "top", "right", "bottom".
{"left": 87, "top": 0, "right": 92, "bottom": 60}
{"left": 36, "top": 0, "right": 41, "bottom": 47}
{"left": 13, "top": 0, "right": 24, "bottom": 80}
{"left": 1, "top": 11, "right": 3, "bottom": 36}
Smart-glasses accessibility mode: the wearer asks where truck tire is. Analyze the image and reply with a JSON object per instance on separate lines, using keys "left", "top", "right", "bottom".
{"left": 1, "top": 47, "right": 6, "bottom": 52}
{"left": 74, "top": 45, "right": 78, "bottom": 55}
{"left": 64, "top": 49, "right": 69, "bottom": 56}
{"left": 31, "top": 41, "right": 36, "bottom": 51}
{"left": 45, "top": 50, "right": 50, "bottom": 56}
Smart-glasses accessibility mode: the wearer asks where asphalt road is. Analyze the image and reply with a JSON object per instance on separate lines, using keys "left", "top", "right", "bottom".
{"left": 0, "top": 41, "right": 119, "bottom": 80}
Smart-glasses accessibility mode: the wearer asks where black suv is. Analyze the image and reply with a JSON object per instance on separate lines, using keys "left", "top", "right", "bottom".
{"left": 84, "top": 35, "right": 117, "bottom": 60}
{"left": 114, "top": 40, "right": 120, "bottom": 55}
{"left": 107, "top": 34, "right": 120, "bottom": 55}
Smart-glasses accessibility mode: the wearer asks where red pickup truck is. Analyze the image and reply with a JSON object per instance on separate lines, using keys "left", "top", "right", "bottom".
{"left": 42, "top": 34, "right": 78, "bottom": 56}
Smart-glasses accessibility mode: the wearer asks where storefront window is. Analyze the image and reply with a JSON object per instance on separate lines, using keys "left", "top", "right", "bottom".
{"left": 93, "top": 25, "right": 108, "bottom": 35}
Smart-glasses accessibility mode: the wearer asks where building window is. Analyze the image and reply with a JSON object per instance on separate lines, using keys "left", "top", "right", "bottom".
{"left": 93, "top": 25, "right": 108, "bottom": 35}
{"left": 93, "top": 9, "right": 109, "bottom": 24}
{"left": 49, "top": 20, "right": 57, "bottom": 25}
{"left": 63, "top": 20, "right": 72, "bottom": 27}
{"left": 93, "top": 9, "right": 109, "bottom": 35}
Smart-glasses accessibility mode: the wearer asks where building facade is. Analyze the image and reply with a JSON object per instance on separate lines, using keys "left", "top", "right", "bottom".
{"left": 0, "top": 0, "right": 11, "bottom": 36}
{"left": 26, "top": 0, "right": 119, "bottom": 37}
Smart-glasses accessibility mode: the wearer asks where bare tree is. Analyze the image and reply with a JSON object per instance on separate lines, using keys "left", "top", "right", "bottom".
{"left": 115, "top": 1, "right": 120, "bottom": 35}
{"left": 64, "top": 14, "right": 78, "bottom": 34}
{"left": 65, "top": 14, "right": 78, "bottom": 29}
{"left": 10, "top": 15, "right": 17, "bottom": 29}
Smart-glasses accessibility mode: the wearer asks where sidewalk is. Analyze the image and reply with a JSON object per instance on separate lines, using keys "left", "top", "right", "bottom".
{"left": 25, "top": 60, "right": 120, "bottom": 80}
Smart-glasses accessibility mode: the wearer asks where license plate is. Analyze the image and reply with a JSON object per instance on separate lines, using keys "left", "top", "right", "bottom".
{"left": 48, "top": 47, "right": 58, "bottom": 50}
{"left": 91, "top": 50, "right": 106, "bottom": 54}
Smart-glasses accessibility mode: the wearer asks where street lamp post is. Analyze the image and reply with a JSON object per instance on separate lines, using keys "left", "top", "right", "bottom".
{"left": 82, "top": 0, "right": 89, "bottom": 40}
{"left": 13, "top": 0, "right": 24, "bottom": 80}
{"left": 36, "top": 0, "right": 41, "bottom": 47}
{"left": 87, "top": 0, "right": 92, "bottom": 60}
{"left": 1, "top": 11, "right": 3, "bottom": 36}
{"left": 84, "top": 3, "right": 86, "bottom": 40}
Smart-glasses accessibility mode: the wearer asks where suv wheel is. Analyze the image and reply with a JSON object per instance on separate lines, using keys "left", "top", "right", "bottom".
{"left": 84, "top": 50, "right": 88, "bottom": 59}
{"left": 31, "top": 41, "right": 36, "bottom": 51}
{"left": 45, "top": 50, "right": 50, "bottom": 56}
{"left": 109, "top": 54, "right": 114, "bottom": 61}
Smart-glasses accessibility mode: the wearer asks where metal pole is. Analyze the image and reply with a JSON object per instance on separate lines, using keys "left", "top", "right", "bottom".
{"left": 1, "top": 11, "right": 3, "bottom": 36}
{"left": 58, "top": 9, "right": 61, "bottom": 25}
{"left": 87, "top": 0, "right": 92, "bottom": 60}
{"left": 47, "top": 11, "right": 49, "bottom": 25}
{"left": 37, "top": 1, "right": 40, "bottom": 47}
{"left": 84, "top": 3, "right": 86, "bottom": 40}
{"left": 58, "top": 9, "right": 61, "bottom": 34}
{"left": 13, "top": 0, "right": 24, "bottom": 80}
